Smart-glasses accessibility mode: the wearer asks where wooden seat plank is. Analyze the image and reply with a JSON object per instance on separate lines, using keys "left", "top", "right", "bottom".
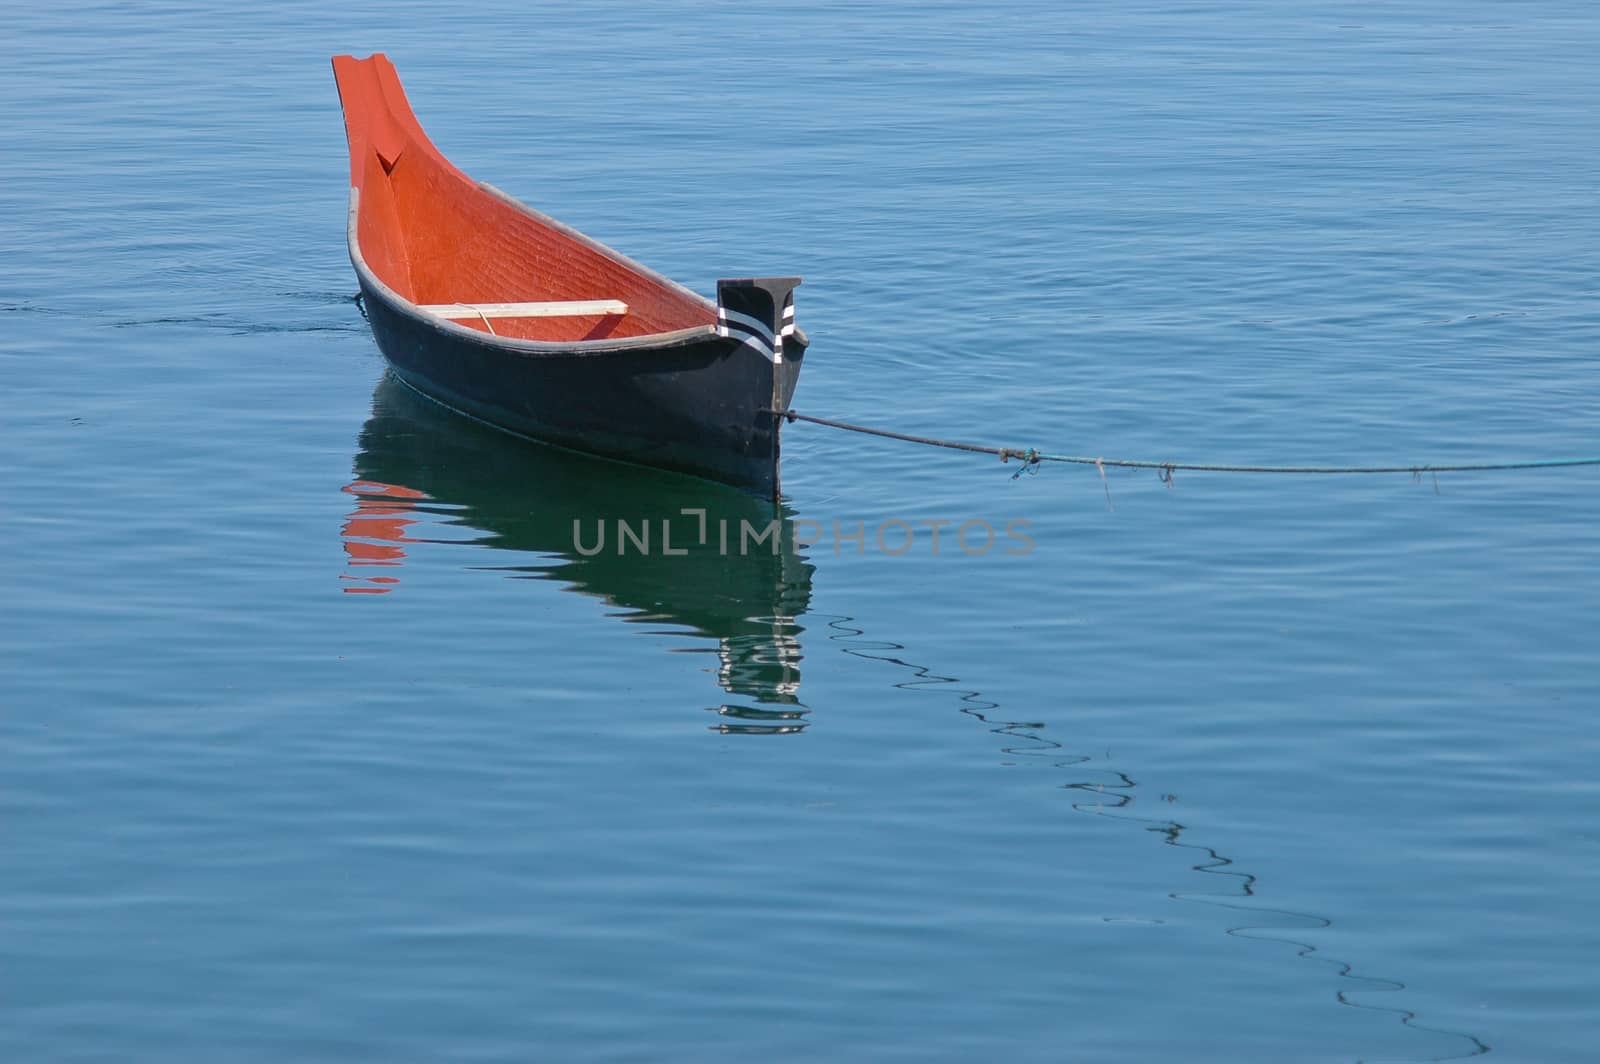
{"left": 420, "top": 300, "right": 628, "bottom": 319}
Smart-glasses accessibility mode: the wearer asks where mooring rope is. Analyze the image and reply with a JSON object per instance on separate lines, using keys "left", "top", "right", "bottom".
{"left": 770, "top": 409, "right": 1600, "bottom": 478}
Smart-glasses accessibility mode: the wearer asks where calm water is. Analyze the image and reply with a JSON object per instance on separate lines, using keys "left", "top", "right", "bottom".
{"left": 5, "top": 2, "right": 1599, "bottom": 1060}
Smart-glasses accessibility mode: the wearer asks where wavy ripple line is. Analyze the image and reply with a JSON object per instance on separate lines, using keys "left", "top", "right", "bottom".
{"left": 3, "top": 292, "right": 367, "bottom": 335}
{"left": 819, "top": 613, "right": 1489, "bottom": 1063}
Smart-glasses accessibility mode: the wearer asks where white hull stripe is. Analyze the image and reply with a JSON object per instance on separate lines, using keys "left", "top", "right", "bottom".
{"left": 725, "top": 329, "right": 778, "bottom": 361}
{"left": 717, "top": 316, "right": 774, "bottom": 346}
{"left": 714, "top": 285, "right": 794, "bottom": 364}
{"left": 717, "top": 307, "right": 776, "bottom": 345}
{"left": 721, "top": 324, "right": 772, "bottom": 347}
{"left": 717, "top": 318, "right": 780, "bottom": 363}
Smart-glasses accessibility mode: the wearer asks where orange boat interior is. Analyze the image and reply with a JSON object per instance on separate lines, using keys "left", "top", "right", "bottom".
{"left": 332, "top": 54, "right": 715, "bottom": 343}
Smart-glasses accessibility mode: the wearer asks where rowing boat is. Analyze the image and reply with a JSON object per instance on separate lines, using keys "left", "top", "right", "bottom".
{"left": 331, "top": 54, "right": 807, "bottom": 498}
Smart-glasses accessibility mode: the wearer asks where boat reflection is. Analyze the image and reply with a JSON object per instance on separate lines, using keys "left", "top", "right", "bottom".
{"left": 341, "top": 374, "right": 814, "bottom": 733}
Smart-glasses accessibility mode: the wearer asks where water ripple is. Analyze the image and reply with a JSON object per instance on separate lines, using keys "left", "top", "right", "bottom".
{"left": 819, "top": 613, "right": 1492, "bottom": 1063}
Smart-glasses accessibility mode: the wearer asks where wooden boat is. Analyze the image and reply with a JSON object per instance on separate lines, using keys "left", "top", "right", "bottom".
{"left": 331, "top": 54, "right": 807, "bottom": 499}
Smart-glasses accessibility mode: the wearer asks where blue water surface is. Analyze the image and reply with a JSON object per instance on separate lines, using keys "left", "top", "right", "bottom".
{"left": 4, "top": 2, "right": 1599, "bottom": 1061}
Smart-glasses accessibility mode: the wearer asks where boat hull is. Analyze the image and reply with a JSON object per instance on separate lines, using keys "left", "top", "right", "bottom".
{"left": 357, "top": 272, "right": 805, "bottom": 497}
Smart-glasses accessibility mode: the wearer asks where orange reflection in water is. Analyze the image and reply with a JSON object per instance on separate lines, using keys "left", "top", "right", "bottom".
{"left": 340, "top": 479, "right": 428, "bottom": 594}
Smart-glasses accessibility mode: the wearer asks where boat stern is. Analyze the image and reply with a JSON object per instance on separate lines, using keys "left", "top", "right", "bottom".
{"left": 717, "top": 276, "right": 804, "bottom": 407}
{"left": 714, "top": 277, "right": 806, "bottom": 498}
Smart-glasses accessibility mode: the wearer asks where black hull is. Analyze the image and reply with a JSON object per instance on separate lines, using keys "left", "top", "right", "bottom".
{"left": 358, "top": 278, "right": 806, "bottom": 498}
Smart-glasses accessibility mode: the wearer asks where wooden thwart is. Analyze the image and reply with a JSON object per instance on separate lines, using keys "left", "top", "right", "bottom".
{"left": 421, "top": 300, "right": 628, "bottom": 319}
